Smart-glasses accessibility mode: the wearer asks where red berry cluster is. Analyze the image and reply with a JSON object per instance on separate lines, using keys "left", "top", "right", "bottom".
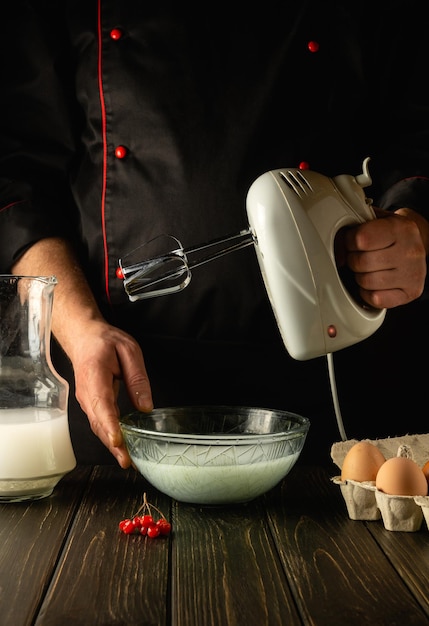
{"left": 118, "top": 492, "right": 171, "bottom": 538}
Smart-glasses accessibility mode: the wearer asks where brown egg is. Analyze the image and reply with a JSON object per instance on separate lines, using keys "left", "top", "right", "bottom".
{"left": 341, "top": 441, "right": 386, "bottom": 482}
{"left": 422, "top": 460, "right": 429, "bottom": 485}
{"left": 376, "top": 456, "right": 428, "bottom": 496}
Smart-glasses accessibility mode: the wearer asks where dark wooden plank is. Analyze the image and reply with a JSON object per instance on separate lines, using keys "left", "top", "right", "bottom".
{"left": 9, "top": 463, "right": 429, "bottom": 626}
{"left": 266, "top": 465, "right": 428, "bottom": 626}
{"left": 367, "top": 516, "right": 429, "bottom": 619}
{"left": 171, "top": 498, "right": 303, "bottom": 626}
{"left": 0, "top": 466, "right": 91, "bottom": 626}
{"left": 35, "top": 466, "right": 172, "bottom": 626}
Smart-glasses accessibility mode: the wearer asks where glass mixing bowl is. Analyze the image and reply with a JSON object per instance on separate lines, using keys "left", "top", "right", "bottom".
{"left": 120, "top": 406, "right": 310, "bottom": 505}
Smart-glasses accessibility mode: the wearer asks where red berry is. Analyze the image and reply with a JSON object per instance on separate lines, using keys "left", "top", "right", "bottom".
{"left": 120, "top": 519, "right": 136, "bottom": 535}
{"left": 147, "top": 525, "right": 161, "bottom": 538}
{"left": 156, "top": 519, "right": 172, "bottom": 535}
{"left": 141, "top": 514, "right": 154, "bottom": 528}
{"left": 118, "top": 493, "right": 171, "bottom": 539}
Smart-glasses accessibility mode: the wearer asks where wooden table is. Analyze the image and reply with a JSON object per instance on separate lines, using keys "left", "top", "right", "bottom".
{"left": 1, "top": 464, "right": 429, "bottom": 626}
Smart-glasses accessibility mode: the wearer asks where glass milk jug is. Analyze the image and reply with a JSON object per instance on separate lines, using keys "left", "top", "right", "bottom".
{"left": 0, "top": 275, "right": 76, "bottom": 501}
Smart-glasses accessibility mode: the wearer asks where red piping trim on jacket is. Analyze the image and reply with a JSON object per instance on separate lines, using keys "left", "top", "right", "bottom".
{"left": 0, "top": 200, "right": 27, "bottom": 213}
{"left": 97, "top": 0, "right": 111, "bottom": 304}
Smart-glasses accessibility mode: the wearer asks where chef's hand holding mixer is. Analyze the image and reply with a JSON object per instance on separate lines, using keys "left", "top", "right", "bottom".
{"left": 117, "top": 157, "right": 386, "bottom": 441}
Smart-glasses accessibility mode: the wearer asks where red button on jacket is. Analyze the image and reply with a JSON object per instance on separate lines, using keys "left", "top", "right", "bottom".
{"left": 115, "top": 145, "right": 128, "bottom": 159}
{"left": 110, "top": 28, "right": 123, "bottom": 41}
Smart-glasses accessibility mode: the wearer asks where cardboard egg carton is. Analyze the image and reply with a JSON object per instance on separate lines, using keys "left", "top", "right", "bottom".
{"left": 331, "top": 434, "right": 429, "bottom": 532}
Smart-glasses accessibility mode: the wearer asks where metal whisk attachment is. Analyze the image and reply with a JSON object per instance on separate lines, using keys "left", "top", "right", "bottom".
{"left": 117, "top": 230, "right": 255, "bottom": 301}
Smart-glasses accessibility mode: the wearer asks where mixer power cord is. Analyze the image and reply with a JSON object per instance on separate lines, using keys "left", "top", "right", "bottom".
{"left": 327, "top": 352, "right": 347, "bottom": 441}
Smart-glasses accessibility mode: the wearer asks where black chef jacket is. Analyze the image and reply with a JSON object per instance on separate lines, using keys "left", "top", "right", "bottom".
{"left": 1, "top": 1, "right": 429, "bottom": 465}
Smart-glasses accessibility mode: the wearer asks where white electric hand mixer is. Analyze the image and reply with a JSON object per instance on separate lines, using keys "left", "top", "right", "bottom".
{"left": 118, "top": 158, "right": 386, "bottom": 440}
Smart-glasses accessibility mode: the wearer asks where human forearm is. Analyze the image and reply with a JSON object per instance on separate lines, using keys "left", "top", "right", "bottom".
{"left": 11, "top": 237, "right": 105, "bottom": 358}
{"left": 12, "top": 236, "right": 153, "bottom": 467}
